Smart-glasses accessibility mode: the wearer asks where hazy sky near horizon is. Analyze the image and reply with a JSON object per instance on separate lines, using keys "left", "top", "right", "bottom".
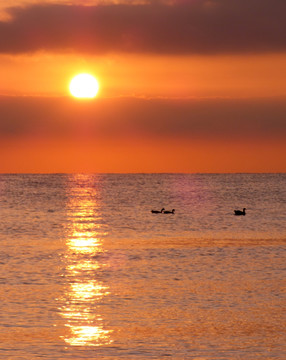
{"left": 0, "top": 0, "right": 286, "bottom": 173}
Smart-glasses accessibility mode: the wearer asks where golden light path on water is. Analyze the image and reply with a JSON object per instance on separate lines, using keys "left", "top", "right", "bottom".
{"left": 59, "top": 174, "right": 112, "bottom": 347}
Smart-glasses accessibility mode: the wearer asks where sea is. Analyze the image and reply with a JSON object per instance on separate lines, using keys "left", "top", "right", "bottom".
{"left": 0, "top": 173, "right": 285, "bottom": 360}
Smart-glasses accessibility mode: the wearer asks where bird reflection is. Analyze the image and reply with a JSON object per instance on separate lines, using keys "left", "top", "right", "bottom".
{"left": 59, "top": 174, "right": 112, "bottom": 347}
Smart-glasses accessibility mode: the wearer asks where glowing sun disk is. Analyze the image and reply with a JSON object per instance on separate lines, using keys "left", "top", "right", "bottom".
{"left": 69, "top": 73, "right": 99, "bottom": 98}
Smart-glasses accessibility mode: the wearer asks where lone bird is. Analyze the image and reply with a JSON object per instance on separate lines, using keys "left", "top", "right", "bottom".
{"left": 163, "top": 209, "right": 175, "bottom": 214}
{"left": 151, "top": 208, "right": 165, "bottom": 214}
{"left": 234, "top": 208, "right": 246, "bottom": 216}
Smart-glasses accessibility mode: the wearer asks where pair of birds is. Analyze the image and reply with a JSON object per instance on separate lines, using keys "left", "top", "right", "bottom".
{"left": 151, "top": 208, "right": 175, "bottom": 214}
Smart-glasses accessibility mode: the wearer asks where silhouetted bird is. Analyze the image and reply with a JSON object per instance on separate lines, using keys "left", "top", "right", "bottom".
{"left": 151, "top": 208, "right": 165, "bottom": 214}
{"left": 234, "top": 208, "right": 246, "bottom": 216}
{"left": 163, "top": 209, "right": 175, "bottom": 214}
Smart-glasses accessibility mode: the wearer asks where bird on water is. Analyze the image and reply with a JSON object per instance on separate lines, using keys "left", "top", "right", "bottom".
{"left": 163, "top": 209, "right": 175, "bottom": 214}
{"left": 151, "top": 208, "right": 165, "bottom": 214}
{"left": 234, "top": 208, "right": 246, "bottom": 216}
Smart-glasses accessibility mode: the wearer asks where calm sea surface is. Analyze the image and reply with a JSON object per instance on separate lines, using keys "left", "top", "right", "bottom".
{"left": 0, "top": 174, "right": 285, "bottom": 359}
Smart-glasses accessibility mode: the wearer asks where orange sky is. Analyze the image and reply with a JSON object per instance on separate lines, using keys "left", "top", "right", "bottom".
{"left": 0, "top": 0, "right": 286, "bottom": 173}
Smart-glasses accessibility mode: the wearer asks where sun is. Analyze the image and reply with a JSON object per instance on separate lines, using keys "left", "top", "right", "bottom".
{"left": 69, "top": 73, "right": 99, "bottom": 99}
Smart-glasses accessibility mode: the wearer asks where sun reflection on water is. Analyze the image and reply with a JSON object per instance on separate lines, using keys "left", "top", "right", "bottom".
{"left": 65, "top": 325, "right": 111, "bottom": 347}
{"left": 68, "top": 231, "right": 101, "bottom": 255}
{"left": 59, "top": 175, "right": 112, "bottom": 347}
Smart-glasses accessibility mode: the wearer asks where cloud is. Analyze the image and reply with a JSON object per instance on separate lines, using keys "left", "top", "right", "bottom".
{"left": 1, "top": 96, "right": 286, "bottom": 140}
{"left": 0, "top": 0, "right": 286, "bottom": 54}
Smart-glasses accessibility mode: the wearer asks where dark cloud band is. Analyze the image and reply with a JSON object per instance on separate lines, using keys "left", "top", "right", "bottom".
{"left": 0, "top": 0, "right": 286, "bottom": 54}
{"left": 1, "top": 96, "right": 286, "bottom": 139}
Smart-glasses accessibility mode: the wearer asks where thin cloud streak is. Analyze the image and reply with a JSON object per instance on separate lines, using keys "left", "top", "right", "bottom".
{"left": 0, "top": 0, "right": 286, "bottom": 54}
